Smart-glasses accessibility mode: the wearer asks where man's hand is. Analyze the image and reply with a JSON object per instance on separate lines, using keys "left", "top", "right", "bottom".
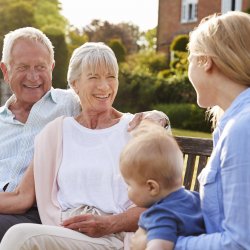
{"left": 62, "top": 206, "right": 145, "bottom": 237}
{"left": 62, "top": 214, "right": 113, "bottom": 237}
{"left": 128, "top": 110, "right": 170, "bottom": 132}
{"left": 131, "top": 227, "right": 147, "bottom": 250}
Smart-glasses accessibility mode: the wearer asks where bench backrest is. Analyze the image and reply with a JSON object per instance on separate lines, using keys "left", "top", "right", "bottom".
{"left": 175, "top": 136, "right": 213, "bottom": 191}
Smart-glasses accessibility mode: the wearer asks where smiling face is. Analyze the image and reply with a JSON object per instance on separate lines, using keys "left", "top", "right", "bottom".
{"left": 73, "top": 67, "right": 119, "bottom": 114}
{"left": 2, "top": 38, "right": 54, "bottom": 107}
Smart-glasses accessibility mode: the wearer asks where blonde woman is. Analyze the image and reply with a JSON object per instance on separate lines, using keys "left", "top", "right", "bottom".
{"left": 176, "top": 11, "right": 250, "bottom": 249}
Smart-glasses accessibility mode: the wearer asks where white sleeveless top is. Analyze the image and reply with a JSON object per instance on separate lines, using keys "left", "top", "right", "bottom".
{"left": 57, "top": 113, "right": 134, "bottom": 214}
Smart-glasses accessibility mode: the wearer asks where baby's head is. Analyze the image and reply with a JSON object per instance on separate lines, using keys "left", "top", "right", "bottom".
{"left": 120, "top": 123, "right": 183, "bottom": 207}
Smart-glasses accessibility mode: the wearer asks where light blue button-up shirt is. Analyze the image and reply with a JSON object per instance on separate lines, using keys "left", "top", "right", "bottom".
{"left": 175, "top": 88, "right": 250, "bottom": 249}
{"left": 0, "top": 88, "right": 80, "bottom": 192}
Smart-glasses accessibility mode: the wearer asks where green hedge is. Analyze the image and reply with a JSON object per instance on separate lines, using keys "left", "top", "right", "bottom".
{"left": 152, "top": 103, "right": 212, "bottom": 132}
{"left": 114, "top": 70, "right": 196, "bottom": 113}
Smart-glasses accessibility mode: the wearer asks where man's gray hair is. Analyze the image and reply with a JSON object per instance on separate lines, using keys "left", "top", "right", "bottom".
{"left": 1, "top": 27, "right": 54, "bottom": 67}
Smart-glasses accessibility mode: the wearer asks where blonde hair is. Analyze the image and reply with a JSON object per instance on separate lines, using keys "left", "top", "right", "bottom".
{"left": 67, "top": 42, "right": 118, "bottom": 88}
{"left": 188, "top": 11, "right": 250, "bottom": 126}
{"left": 120, "top": 124, "right": 183, "bottom": 189}
{"left": 1, "top": 27, "right": 54, "bottom": 68}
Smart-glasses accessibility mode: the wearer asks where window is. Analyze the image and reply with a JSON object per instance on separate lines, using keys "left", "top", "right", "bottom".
{"left": 221, "top": 0, "right": 242, "bottom": 13}
{"left": 181, "top": 0, "right": 198, "bottom": 23}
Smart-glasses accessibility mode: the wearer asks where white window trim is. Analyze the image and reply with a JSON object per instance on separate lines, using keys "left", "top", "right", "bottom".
{"left": 181, "top": 0, "right": 198, "bottom": 23}
{"left": 221, "top": 0, "right": 242, "bottom": 13}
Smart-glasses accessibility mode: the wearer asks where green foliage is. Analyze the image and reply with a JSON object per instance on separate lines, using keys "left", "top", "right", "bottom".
{"left": 139, "top": 27, "right": 157, "bottom": 51}
{"left": 83, "top": 20, "right": 140, "bottom": 54}
{"left": 170, "top": 34, "right": 189, "bottom": 52}
{"left": 0, "top": 0, "right": 67, "bottom": 68}
{"left": 0, "top": 1, "right": 36, "bottom": 36}
{"left": 115, "top": 70, "right": 157, "bottom": 113}
{"left": 170, "top": 51, "right": 188, "bottom": 73}
{"left": 114, "top": 70, "right": 196, "bottom": 113}
{"left": 120, "top": 50, "right": 168, "bottom": 75}
{"left": 153, "top": 103, "right": 212, "bottom": 132}
{"left": 34, "top": 0, "right": 67, "bottom": 32}
{"left": 66, "top": 28, "right": 88, "bottom": 57}
{"left": 154, "top": 74, "right": 196, "bottom": 104}
{"left": 108, "top": 39, "right": 126, "bottom": 63}
{"left": 43, "top": 26, "right": 68, "bottom": 89}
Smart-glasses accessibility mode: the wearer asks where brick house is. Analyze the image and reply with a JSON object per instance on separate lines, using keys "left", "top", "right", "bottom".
{"left": 157, "top": 0, "right": 250, "bottom": 53}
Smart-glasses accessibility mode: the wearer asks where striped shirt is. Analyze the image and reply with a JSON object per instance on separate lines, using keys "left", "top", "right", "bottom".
{"left": 0, "top": 88, "right": 80, "bottom": 192}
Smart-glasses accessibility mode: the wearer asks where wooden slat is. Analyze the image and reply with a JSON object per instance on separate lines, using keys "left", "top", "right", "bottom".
{"left": 183, "top": 154, "right": 196, "bottom": 190}
{"left": 175, "top": 136, "right": 213, "bottom": 191}
{"left": 194, "top": 155, "right": 209, "bottom": 191}
{"left": 175, "top": 136, "right": 213, "bottom": 156}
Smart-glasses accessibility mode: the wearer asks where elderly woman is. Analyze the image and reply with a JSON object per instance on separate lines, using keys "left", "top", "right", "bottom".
{"left": 0, "top": 42, "right": 169, "bottom": 250}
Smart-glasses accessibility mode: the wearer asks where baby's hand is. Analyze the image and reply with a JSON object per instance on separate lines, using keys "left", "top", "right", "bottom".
{"left": 130, "top": 227, "right": 147, "bottom": 250}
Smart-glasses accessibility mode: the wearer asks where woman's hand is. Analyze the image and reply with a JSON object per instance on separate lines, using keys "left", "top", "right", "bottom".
{"left": 128, "top": 110, "right": 170, "bottom": 132}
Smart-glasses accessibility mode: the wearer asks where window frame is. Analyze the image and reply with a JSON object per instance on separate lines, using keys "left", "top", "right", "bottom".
{"left": 181, "top": 0, "right": 198, "bottom": 23}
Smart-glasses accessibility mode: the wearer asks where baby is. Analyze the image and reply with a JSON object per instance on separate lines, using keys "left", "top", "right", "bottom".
{"left": 120, "top": 122, "right": 205, "bottom": 250}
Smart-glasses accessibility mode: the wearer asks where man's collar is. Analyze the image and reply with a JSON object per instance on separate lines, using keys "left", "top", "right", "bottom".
{"left": 0, "top": 95, "right": 16, "bottom": 114}
{"left": 0, "top": 88, "right": 57, "bottom": 114}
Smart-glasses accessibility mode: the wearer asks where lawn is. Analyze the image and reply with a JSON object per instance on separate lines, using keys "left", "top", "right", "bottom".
{"left": 172, "top": 128, "right": 212, "bottom": 139}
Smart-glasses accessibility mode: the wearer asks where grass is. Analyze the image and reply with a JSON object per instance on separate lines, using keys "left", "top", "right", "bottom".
{"left": 172, "top": 128, "right": 212, "bottom": 139}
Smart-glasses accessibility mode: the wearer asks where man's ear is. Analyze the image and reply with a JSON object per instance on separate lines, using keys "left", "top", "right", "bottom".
{"left": 146, "top": 179, "right": 160, "bottom": 196}
{"left": 51, "top": 62, "right": 55, "bottom": 71}
{"left": 0, "top": 62, "right": 9, "bottom": 82}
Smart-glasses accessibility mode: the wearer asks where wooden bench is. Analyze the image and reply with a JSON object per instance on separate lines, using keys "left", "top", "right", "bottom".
{"left": 175, "top": 136, "right": 213, "bottom": 191}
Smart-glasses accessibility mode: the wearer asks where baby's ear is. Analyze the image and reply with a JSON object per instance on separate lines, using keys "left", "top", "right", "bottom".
{"left": 146, "top": 179, "right": 160, "bottom": 196}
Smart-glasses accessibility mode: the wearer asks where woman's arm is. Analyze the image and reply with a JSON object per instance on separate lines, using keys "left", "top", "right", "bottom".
{"left": 0, "top": 164, "right": 35, "bottom": 214}
{"left": 175, "top": 124, "right": 250, "bottom": 249}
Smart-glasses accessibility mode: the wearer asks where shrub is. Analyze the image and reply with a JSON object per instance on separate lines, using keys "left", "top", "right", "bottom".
{"left": 170, "top": 34, "right": 189, "bottom": 52}
{"left": 108, "top": 38, "right": 126, "bottom": 63}
{"left": 114, "top": 70, "right": 197, "bottom": 113}
{"left": 152, "top": 103, "right": 212, "bottom": 132}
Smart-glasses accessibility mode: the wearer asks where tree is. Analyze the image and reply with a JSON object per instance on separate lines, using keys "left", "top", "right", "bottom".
{"left": 34, "top": 0, "right": 67, "bottom": 32}
{"left": 0, "top": 1, "right": 36, "bottom": 37}
{"left": 43, "top": 26, "right": 69, "bottom": 89}
{"left": 66, "top": 27, "right": 88, "bottom": 58}
{"left": 0, "top": 0, "right": 68, "bottom": 82}
{"left": 83, "top": 20, "right": 140, "bottom": 54}
{"left": 139, "top": 27, "right": 157, "bottom": 51}
{"left": 108, "top": 39, "right": 126, "bottom": 63}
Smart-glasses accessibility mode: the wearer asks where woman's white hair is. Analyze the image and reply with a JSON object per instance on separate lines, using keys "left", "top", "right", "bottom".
{"left": 1, "top": 27, "right": 54, "bottom": 68}
{"left": 67, "top": 42, "right": 118, "bottom": 88}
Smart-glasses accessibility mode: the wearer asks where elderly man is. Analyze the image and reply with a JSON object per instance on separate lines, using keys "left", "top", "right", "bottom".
{"left": 0, "top": 27, "right": 170, "bottom": 241}
{"left": 0, "top": 27, "right": 80, "bottom": 240}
